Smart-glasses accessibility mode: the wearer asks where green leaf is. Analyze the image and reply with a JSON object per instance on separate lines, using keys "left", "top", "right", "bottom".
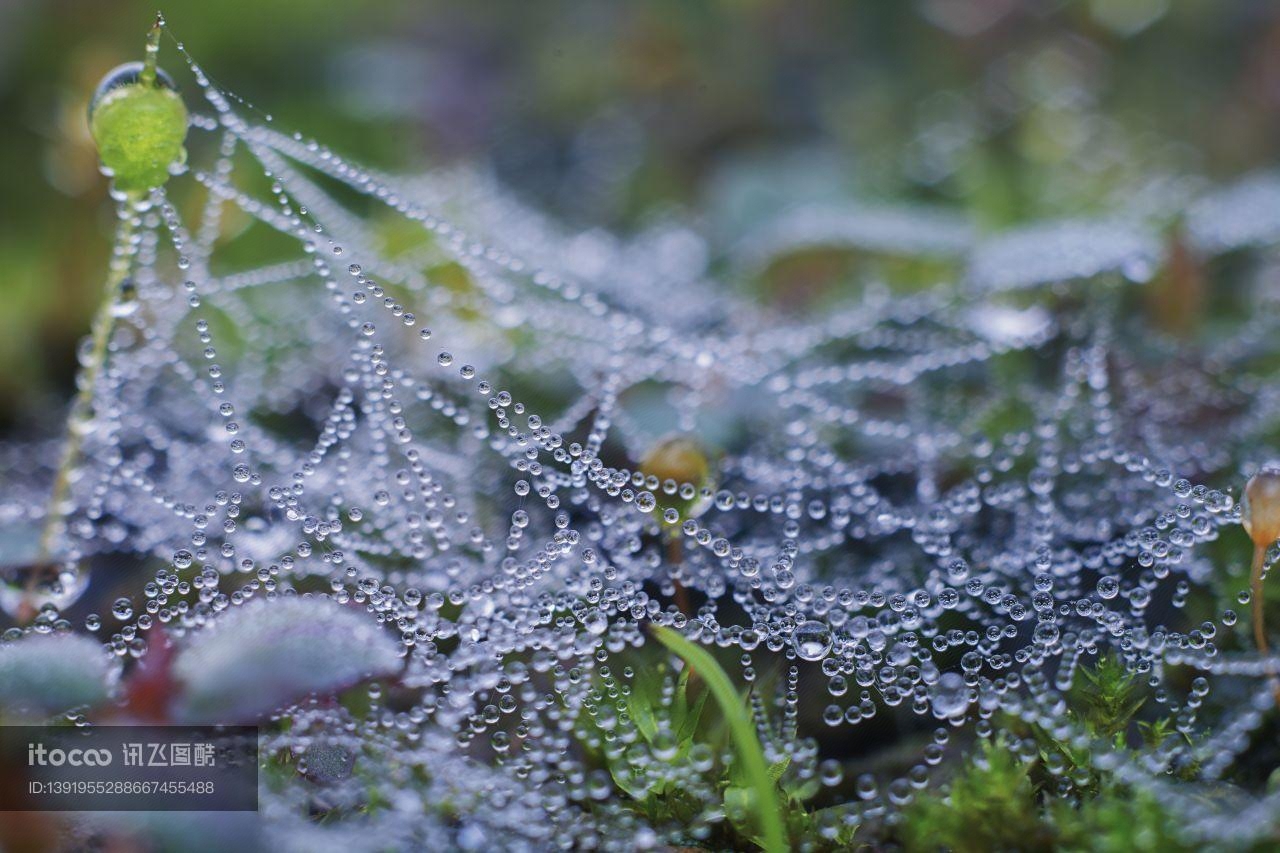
{"left": 606, "top": 758, "right": 651, "bottom": 802}
{"left": 1137, "top": 717, "right": 1190, "bottom": 749}
{"left": 723, "top": 785, "right": 756, "bottom": 832}
{"left": 173, "top": 596, "right": 402, "bottom": 723}
{"left": 672, "top": 662, "right": 692, "bottom": 723}
{"left": 786, "top": 777, "right": 821, "bottom": 803}
{"left": 674, "top": 668, "right": 708, "bottom": 746}
{"left": 626, "top": 665, "right": 662, "bottom": 743}
{"left": 651, "top": 624, "right": 787, "bottom": 853}
{"left": 0, "top": 632, "right": 116, "bottom": 716}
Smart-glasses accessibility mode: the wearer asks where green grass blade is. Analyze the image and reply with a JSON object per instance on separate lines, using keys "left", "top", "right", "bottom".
{"left": 650, "top": 624, "right": 788, "bottom": 853}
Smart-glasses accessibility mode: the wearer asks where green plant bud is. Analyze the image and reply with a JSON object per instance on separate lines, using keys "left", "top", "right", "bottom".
{"left": 639, "top": 435, "right": 712, "bottom": 524}
{"left": 1243, "top": 467, "right": 1280, "bottom": 548}
{"left": 88, "top": 62, "right": 188, "bottom": 194}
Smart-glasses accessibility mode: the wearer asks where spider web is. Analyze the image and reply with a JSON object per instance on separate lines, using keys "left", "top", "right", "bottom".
{"left": 3, "top": 24, "right": 1280, "bottom": 848}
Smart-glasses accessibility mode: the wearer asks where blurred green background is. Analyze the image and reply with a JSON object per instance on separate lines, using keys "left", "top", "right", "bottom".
{"left": 0, "top": 0, "right": 1276, "bottom": 432}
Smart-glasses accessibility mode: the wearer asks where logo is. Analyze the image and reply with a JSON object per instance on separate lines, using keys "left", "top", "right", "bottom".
{"left": 27, "top": 744, "right": 114, "bottom": 767}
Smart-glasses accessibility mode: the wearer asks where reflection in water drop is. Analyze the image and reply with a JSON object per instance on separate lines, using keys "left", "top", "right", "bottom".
{"left": 0, "top": 523, "right": 90, "bottom": 620}
{"left": 0, "top": 560, "right": 89, "bottom": 620}
{"left": 792, "top": 620, "right": 833, "bottom": 661}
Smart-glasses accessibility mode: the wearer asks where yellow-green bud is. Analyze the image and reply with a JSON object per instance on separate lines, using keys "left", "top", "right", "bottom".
{"left": 89, "top": 62, "right": 188, "bottom": 194}
{"left": 1244, "top": 468, "right": 1280, "bottom": 548}
{"left": 639, "top": 435, "right": 712, "bottom": 524}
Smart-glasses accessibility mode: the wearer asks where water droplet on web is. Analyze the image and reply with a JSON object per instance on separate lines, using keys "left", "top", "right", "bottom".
{"left": 111, "top": 597, "right": 133, "bottom": 621}
{"left": 931, "top": 672, "right": 969, "bottom": 717}
{"left": 792, "top": 620, "right": 833, "bottom": 661}
{"left": 582, "top": 611, "right": 608, "bottom": 635}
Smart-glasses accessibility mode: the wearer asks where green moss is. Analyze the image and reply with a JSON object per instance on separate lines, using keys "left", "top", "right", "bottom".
{"left": 1071, "top": 655, "right": 1147, "bottom": 743}
{"left": 1054, "top": 785, "right": 1195, "bottom": 853}
{"left": 899, "top": 739, "right": 1053, "bottom": 853}
{"left": 897, "top": 735, "right": 1197, "bottom": 853}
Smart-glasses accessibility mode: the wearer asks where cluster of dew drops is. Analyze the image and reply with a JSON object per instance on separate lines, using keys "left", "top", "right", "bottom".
{"left": 5, "top": 22, "right": 1280, "bottom": 849}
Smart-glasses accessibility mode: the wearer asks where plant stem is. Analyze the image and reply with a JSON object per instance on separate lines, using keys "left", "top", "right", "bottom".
{"left": 1249, "top": 544, "right": 1280, "bottom": 706}
{"left": 140, "top": 14, "right": 163, "bottom": 88}
{"left": 650, "top": 624, "right": 788, "bottom": 853}
{"left": 28, "top": 199, "right": 139, "bottom": 602}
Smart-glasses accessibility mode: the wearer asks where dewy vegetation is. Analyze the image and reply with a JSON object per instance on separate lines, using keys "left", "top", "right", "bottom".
{"left": 2, "top": 13, "right": 1280, "bottom": 852}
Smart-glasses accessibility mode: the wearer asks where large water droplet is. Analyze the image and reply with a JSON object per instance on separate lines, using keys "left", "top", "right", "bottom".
{"left": 792, "top": 620, "right": 833, "bottom": 661}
